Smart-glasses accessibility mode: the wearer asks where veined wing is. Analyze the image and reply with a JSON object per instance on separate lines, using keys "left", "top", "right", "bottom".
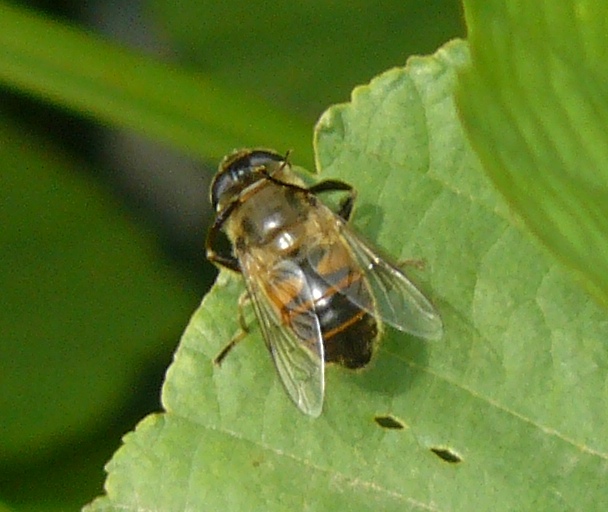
{"left": 342, "top": 227, "right": 443, "bottom": 339}
{"left": 306, "top": 213, "right": 443, "bottom": 341}
{"left": 238, "top": 253, "right": 325, "bottom": 417}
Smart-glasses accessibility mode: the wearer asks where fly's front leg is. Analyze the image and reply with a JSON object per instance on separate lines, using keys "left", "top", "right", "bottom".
{"left": 207, "top": 248, "right": 240, "bottom": 272}
{"left": 206, "top": 203, "right": 240, "bottom": 272}
{"left": 214, "top": 291, "right": 251, "bottom": 365}
{"left": 307, "top": 179, "right": 357, "bottom": 222}
{"left": 261, "top": 168, "right": 357, "bottom": 222}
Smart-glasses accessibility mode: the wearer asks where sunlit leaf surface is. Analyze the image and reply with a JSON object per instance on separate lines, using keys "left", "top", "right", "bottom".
{"left": 86, "top": 40, "right": 608, "bottom": 512}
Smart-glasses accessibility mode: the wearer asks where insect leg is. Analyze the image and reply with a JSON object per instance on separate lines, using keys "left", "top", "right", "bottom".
{"left": 207, "top": 248, "right": 240, "bottom": 272}
{"left": 236, "top": 291, "right": 251, "bottom": 332}
{"left": 260, "top": 162, "right": 357, "bottom": 221}
{"left": 214, "top": 291, "right": 251, "bottom": 365}
{"left": 308, "top": 179, "right": 357, "bottom": 221}
{"left": 398, "top": 258, "right": 426, "bottom": 270}
{"left": 206, "top": 202, "right": 241, "bottom": 272}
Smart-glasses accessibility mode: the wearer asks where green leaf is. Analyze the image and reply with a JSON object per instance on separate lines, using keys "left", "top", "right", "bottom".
{"left": 86, "top": 40, "right": 608, "bottom": 511}
{"left": 458, "top": 0, "right": 608, "bottom": 307}
{"left": 0, "top": 1, "right": 312, "bottom": 164}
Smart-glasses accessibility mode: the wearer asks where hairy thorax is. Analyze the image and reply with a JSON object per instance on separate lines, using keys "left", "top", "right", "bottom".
{"left": 227, "top": 182, "right": 315, "bottom": 260}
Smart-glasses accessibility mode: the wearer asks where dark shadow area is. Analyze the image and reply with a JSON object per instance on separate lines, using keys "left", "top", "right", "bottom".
{"left": 374, "top": 414, "right": 406, "bottom": 430}
{"left": 0, "top": 344, "right": 174, "bottom": 508}
{"left": 430, "top": 446, "right": 463, "bottom": 464}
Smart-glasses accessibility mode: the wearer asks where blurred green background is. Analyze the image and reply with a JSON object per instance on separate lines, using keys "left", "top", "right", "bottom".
{"left": 0, "top": 1, "right": 464, "bottom": 510}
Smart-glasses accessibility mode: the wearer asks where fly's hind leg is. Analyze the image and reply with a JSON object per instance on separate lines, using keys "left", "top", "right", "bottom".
{"left": 398, "top": 258, "right": 426, "bottom": 271}
{"left": 214, "top": 331, "right": 247, "bottom": 366}
{"left": 214, "top": 291, "right": 251, "bottom": 365}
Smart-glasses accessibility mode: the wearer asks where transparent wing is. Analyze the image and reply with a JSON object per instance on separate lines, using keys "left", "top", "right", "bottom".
{"left": 307, "top": 214, "right": 443, "bottom": 341}
{"left": 239, "top": 254, "right": 325, "bottom": 417}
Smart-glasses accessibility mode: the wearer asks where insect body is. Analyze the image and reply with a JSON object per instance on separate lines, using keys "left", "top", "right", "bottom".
{"left": 206, "top": 149, "right": 442, "bottom": 417}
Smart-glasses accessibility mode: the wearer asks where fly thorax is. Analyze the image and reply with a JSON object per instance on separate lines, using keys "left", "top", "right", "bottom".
{"left": 233, "top": 185, "right": 309, "bottom": 250}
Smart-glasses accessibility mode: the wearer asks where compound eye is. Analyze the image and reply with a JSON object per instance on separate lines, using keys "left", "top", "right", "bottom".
{"left": 246, "top": 150, "right": 284, "bottom": 171}
{"left": 210, "top": 149, "right": 286, "bottom": 209}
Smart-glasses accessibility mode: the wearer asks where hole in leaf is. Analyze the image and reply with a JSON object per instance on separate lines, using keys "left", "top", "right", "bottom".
{"left": 374, "top": 415, "right": 406, "bottom": 430}
{"left": 430, "top": 447, "right": 462, "bottom": 464}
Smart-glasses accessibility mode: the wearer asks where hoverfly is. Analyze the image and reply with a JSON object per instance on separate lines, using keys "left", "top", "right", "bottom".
{"left": 206, "top": 149, "right": 442, "bottom": 417}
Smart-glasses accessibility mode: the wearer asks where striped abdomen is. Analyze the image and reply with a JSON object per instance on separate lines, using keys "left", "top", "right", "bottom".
{"left": 289, "top": 244, "right": 379, "bottom": 369}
